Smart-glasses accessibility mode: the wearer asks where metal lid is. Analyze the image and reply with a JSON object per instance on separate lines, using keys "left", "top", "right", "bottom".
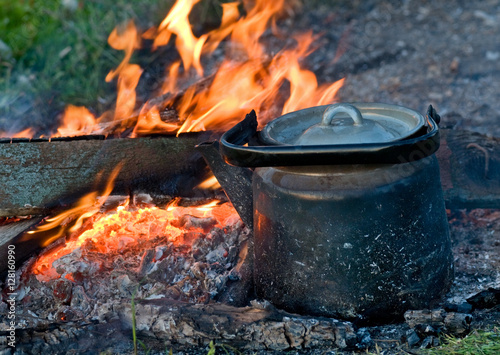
{"left": 261, "top": 103, "right": 426, "bottom": 146}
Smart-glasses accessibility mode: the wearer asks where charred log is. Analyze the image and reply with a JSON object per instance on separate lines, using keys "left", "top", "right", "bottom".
{"left": 7, "top": 299, "right": 357, "bottom": 354}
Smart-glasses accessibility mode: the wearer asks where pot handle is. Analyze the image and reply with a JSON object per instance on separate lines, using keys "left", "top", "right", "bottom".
{"left": 219, "top": 106, "right": 440, "bottom": 167}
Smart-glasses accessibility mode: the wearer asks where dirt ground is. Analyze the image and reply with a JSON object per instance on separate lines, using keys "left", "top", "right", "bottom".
{"left": 298, "top": 0, "right": 500, "bottom": 137}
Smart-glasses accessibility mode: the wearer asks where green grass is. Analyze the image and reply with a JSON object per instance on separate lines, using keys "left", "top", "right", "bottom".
{"left": 0, "top": 0, "right": 174, "bottom": 133}
{"left": 424, "top": 327, "right": 500, "bottom": 355}
{"left": 0, "top": 0, "right": 244, "bottom": 134}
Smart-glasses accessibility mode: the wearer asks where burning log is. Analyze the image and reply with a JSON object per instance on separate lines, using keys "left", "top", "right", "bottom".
{"left": 0, "top": 217, "right": 43, "bottom": 274}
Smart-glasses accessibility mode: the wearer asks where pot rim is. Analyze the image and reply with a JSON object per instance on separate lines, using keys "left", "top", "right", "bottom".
{"left": 217, "top": 104, "right": 440, "bottom": 167}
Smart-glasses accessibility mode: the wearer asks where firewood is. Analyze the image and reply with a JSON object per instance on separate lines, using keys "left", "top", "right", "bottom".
{"left": 404, "top": 309, "right": 472, "bottom": 336}
{"left": 10, "top": 299, "right": 357, "bottom": 353}
{"left": 0, "top": 133, "right": 209, "bottom": 218}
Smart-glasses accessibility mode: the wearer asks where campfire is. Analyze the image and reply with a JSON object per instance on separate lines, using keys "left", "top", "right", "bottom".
{"left": 1, "top": 0, "right": 500, "bottom": 354}
{"left": 0, "top": 0, "right": 343, "bottom": 139}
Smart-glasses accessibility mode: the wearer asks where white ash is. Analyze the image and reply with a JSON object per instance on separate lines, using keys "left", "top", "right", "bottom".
{"left": 2, "top": 209, "right": 250, "bottom": 330}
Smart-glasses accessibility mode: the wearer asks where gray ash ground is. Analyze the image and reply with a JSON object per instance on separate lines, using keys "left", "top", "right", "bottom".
{"left": 1, "top": 204, "right": 499, "bottom": 354}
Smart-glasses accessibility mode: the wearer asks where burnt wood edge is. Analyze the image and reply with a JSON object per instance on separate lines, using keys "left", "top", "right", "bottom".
{"left": 8, "top": 298, "right": 358, "bottom": 352}
{"left": 0, "top": 131, "right": 205, "bottom": 144}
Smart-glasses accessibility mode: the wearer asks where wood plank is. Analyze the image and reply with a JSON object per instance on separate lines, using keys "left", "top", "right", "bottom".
{"left": 0, "top": 133, "right": 210, "bottom": 217}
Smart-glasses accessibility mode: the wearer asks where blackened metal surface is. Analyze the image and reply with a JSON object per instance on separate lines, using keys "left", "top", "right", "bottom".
{"left": 196, "top": 141, "right": 254, "bottom": 228}
{"left": 252, "top": 155, "right": 453, "bottom": 322}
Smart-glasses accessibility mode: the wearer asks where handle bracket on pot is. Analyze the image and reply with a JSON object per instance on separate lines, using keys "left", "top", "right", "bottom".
{"left": 220, "top": 106, "right": 441, "bottom": 168}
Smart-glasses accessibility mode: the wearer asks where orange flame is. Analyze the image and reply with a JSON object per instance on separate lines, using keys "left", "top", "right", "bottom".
{"left": 54, "top": 105, "right": 97, "bottom": 137}
{"left": 154, "top": 0, "right": 207, "bottom": 76}
{"left": 21, "top": 165, "right": 122, "bottom": 247}
{"left": 197, "top": 175, "right": 220, "bottom": 190}
{"left": 1, "top": 0, "right": 344, "bottom": 143}
{"left": 106, "top": 21, "right": 143, "bottom": 125}
{"left": 0, "top": 128, "right": 36, "bottom": 139}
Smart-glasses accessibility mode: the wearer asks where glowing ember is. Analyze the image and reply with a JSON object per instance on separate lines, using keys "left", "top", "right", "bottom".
{"left": 1, "top": 0, "right": 344, "bottom": 138}
{"left": 31, "top": 199, "right": 237, "bottom": 282}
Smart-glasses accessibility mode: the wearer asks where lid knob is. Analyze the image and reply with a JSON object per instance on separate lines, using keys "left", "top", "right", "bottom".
{"left": 295, "top": 103, "right": 403, "bottom": 145}
{"left": 322, "top": 103, "right": 364, "bottom": 126}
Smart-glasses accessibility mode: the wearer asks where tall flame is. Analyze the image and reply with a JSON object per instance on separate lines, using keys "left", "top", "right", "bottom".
{"left": 1, "top": 0, "right": 344, "bottom": 141}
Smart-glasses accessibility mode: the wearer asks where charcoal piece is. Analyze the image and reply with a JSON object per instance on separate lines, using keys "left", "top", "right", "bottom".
{"left": 356, "top": 327, "right": 373, "bottom": 350}
{"left": 138, "top": 249, "right": 156, "bottom": 277}
{"left": 49, "top": 279, "right": 73, "bottom": 304}
{"left": 414, "top": 323, "right": 438, "bottom": 337}
{"left": 0, "top": 217, "right": 44, "bottom": 274}
{"left": 402, "top": 329, "right": 421, "bottom": 347}
{"left": 466, "top": 288, "right": 500, "bottom": 309}
{"left": 420, "top": 335, "right": 439, "bottom": 349}
{"left": 176, "top": 214, "right": 217, "bottom": 232}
